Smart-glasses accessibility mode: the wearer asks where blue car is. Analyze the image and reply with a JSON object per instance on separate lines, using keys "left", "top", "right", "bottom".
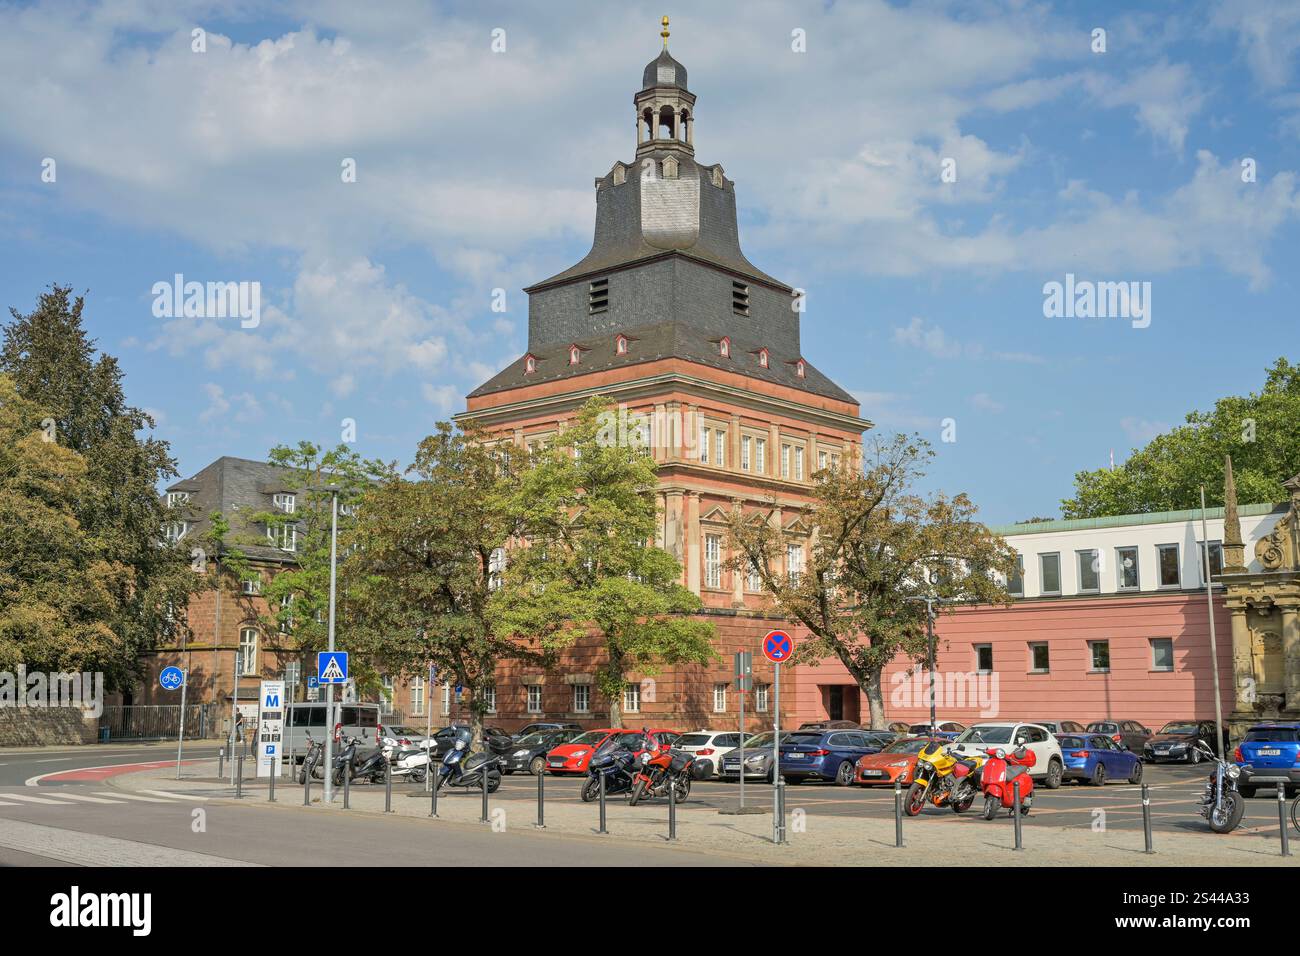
{"left": 779, "top": 730, "right": 882, "bottom": 786}
{"left": 1235, "top": 722, "right": 1300, "bottom": 798}
{"left": 1056, "top": 733, "right": 1143, "bottom": 785}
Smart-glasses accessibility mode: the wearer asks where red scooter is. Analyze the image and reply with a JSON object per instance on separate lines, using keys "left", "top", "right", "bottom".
{"left": 979, "top": 746, "right": 1036, "bottom": 819}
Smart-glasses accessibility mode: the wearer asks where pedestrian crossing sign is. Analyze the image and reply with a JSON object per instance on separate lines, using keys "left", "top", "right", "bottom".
{"left": 317, "top": 651, "right": 348, "bottom": 685}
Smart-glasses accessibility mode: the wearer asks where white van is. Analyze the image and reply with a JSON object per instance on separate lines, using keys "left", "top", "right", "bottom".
{"left": 283, "top": 702, "right": 382, "bottom": 763}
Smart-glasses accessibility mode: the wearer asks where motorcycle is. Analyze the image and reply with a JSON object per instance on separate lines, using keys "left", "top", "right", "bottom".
{"left": 905, "top": 740, "right": 986, "bottom": 815}
{"left": 979, "top": 745, "right": 1036, "bottom": 819}
{"left": 581, "top": 737, "right": 640, "bottom": 803}
{"left": 629, "top": 746, "right": 693, "bottom": 806}
{"left": 332, "top": 735, "right": 389, "bottom": 786}
{"left": 1195, "top": 740, "right": 1245, "bottom": 833}
{"left": 297, "top": 733, "right": 326, "bottom": 784}
{"left": 435, "top": 731, "right": 502, "bottom": 794}
{"left": 389, "top": 743, "right": 433, "bottom": 784}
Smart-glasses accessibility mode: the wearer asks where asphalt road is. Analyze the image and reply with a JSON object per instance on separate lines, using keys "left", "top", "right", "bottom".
{"left": 0, "top": 742, "right": 224, "bottom": 787}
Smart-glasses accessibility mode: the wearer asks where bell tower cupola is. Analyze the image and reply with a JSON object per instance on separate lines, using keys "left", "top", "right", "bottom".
{"left": 635, "top": 16, "right": 695, "bottom": 158}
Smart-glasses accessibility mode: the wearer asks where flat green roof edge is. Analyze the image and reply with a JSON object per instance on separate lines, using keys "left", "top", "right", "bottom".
{"left": 989, "top": 502, "right": 1283, "bottom": 536}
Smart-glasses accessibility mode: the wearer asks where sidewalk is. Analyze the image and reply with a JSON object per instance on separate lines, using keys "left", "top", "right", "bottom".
{"left": 112, "top": 760, "right": 1300, "bottom": 867}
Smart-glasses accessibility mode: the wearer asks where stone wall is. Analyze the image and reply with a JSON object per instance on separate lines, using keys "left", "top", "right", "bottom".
{"left": 0, "top": 708, "right": 97, "bottom": 746}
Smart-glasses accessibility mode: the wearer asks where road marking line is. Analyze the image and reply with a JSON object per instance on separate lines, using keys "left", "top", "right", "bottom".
{"left": 91, "top": 791, "right": 174, "bottom": 803}
{"left": 44, "top": 793, "right": 127, "bottom": 805}
{"left": 1, "top": 794, "right": 77, "bottom": 805}
{"left": 137, "top": 790, "right": 208, "bottom": 802}
{"left": 0, "top": 801, "right": 21, "bottom": 806}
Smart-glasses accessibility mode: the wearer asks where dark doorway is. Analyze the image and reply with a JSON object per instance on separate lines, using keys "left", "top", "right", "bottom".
{"left": 828, "top": 686, "right": 843, "bottom": 721}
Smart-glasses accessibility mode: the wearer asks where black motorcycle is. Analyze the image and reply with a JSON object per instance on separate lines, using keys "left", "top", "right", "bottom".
{"left": 1196, "top": 741, "right": 1245, "bottom": 833}
{"left": 435, "top": 731, "right": 502, "bottom": 794}
{"left": 332, "top": 736, "right": 389, "bottom": 787}
{"left": 297, "top": 734, "right": 325, "bottom": 784}
{"left": 581, "top": 738, "right": 639, "bottom": 802}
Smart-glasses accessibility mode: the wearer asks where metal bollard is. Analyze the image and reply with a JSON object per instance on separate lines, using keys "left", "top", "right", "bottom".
{"left": 535, "top": 771, "right": 546, "bottom": 830}
{"left": 1012, "top": 778, "right": 1022, "bottom": 851}
{"left": 217, "top": 747, "right": 224, "bottom": 779}
{"left": 343, "top": 767, "right": 351, "bottom": 810}
{"left": 235, "top": 754, "right": 244, "bottom": 799}
{"left": 480, "top": 767, "right": 489, "bottom": 824}
{"left": 430, "top": 773, "right": 439, "bottom": 818}
{"left": 774, "top": 780, "right": 787, "bottom": 845}
{"left": 268, "top": 762, "right": 276, "bottom": 803}
{"left": 667, "top": 777, "right": 677, "bottom": 842}
{"left": 303, "top": 768, "right": 311, "bottom": 806}
{"left": 384, "top": 759, "right": 393, "bottom": 813}
{"left": 1141, "top": 783, "right": 1154, "bottom": 854}
{"left": 597, "top": 773, "right": 608, "bottom": 834}
{"left": 894, "top": 780, "right": 904, "bottom": 848}
{"left": 1280, "top": 787, "right": 1292, "bottom": 857}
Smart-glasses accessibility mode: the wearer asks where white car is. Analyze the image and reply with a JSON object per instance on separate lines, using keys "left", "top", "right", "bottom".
{"left": 949, "top": 722, "right": 1064, "bottom": 789}
{"left": 379, "top": 724, "right": 432, "bottom": 751}
{"left": 674, "top": 729, "right": 746, "bottom": 779}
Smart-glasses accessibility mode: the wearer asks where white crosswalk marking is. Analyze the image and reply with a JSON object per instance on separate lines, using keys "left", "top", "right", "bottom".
{"left": 138, "top": 789, "right": 208, "bottom": 801}
{"left": 2, "top": 794, "right": 76, "bottom": 805}
{"left": 0, "top": 801, "right": 21, "bottom": 807}
{"left": 44, "top": 793, "right": 126, "bottom": 805}
{"left": 91, "top": 791, "right": 174, "bottom": 803}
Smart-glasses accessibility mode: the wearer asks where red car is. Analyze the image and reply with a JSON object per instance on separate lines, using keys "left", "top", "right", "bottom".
{"left": 544, "top": 727, "right": 681, "bottom": 774}
{"left": 854, "top": 736, "right": 946, "bottom": 786}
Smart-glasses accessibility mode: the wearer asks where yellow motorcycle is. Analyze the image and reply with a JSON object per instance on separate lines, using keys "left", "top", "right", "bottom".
{"left": 905, "top": 740, "right": 986, "bottom": 815}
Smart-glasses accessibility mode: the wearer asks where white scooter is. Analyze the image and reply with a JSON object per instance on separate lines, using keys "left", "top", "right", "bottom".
{"left": 388, "top": 741, "right": 435, "bottom": 783}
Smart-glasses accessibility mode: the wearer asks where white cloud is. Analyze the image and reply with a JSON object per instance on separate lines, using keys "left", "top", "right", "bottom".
{"left": 970, "top": 392, "right": 1005, "bottom": 414}
{"left": 891, "top": 317, "right": 1046, "bottom": 364}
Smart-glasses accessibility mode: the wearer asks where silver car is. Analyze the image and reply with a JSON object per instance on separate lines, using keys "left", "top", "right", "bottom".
{"left": 717, "top": 731, "right": 787, "bottom": 782}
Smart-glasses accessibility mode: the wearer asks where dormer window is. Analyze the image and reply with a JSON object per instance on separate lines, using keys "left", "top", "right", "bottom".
{"left": 524, "top": 354, "right": 537, "bottom": 374}
{"left": 166, "top": 491, "right": 190, "bottom": 508}
{"left": 273, "top": 493, "right": 296, "bottom": 514}
{"left": 757, "top": 348, "right": 769, "bottom": 369}
{"left": 569, "top": 345, "right": 581, "bottom": 366}
{"left": 588, "top": 278, "right": 609, "bottom": 314}
{"left": 719, "top": 336, "right": 730, "bottom": 358}
{"left": 732, "top": 281, "right": 750, "bottom": 316}
{"left": 795, "top": 359, "right": 806, "bottom": 378}
{"left": 616, "top": 334, "right": 628, "bottom": 355}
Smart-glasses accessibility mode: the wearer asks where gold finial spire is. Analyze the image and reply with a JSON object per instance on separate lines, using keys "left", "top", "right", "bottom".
{"left": 661, "top": 15, "right": 670, "bottom": 47}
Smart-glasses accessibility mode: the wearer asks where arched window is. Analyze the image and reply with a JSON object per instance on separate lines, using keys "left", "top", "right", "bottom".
{"left": 796, "top": 359, "right": 806, "bottom": 378}
{"left": 524, "top": 354, "right": 537, "bottom": 374}
{"left": 238, "top": 627, "right": 259, "bottom": 676}
{"left": 570, "top": 346, "right": 581, "bottom": 366}
{"left": 616, "top": 335, "right": 628, "bottom": 355}
{"left": 758, "top": 348, "right": 769, "bottom": 369}
{"left": 719, "top": 336, "right": 730, "bottom": 358}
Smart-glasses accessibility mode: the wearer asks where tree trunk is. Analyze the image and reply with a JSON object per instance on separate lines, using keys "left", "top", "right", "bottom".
{"left": 608, "top": 692, "right": 623, "bottom": 728}
{"left": 864, "top": 668, "right": 886, "bottom": 729}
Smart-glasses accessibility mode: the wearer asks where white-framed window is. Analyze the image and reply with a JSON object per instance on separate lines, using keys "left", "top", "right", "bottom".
{"left": 719, "top": 336, "right": 730, "bottom": 358}
{"left": 272, "top": 493, "right": 295, "bottom": 514}
{"left": 410, "top": 676, "right": 425, "bottom": 716}
{"left": 1008, "top": 554, "right": 1024, "bottom": 596}
{"left": 623, "top": 683, "right": 640, "bottom": 714}
{"left": 441, "top": 682, "right": 451, "bottom": 715}
{"left": 1157, "top": 544, "right": 1180, "bottom": 588}
{"left": 755, "top": 437, "right": 767, "bottom": 473}
{"left": 278, "top": 593, "right": 293, "bottom": 633}
{"left": 818, "top": 450, "right": 828, "bottom": 472}
{"left": 713, "top": 683, "right": 727, "bottom": 713}
{"left": 1199, "top": 541, "right": 1224, "bottom": 586}
{"left": 747, "top": 559, "right": 763, "bottom": 592}
{"left": 166, "top": 491, "right": 190, "bottom": 507}
{"left": 1150, "top": 638, "right": 1174, "bottom": 671}
{"left": 754, "top": 682, "right": 770, "bottom": 713}
{"left": 163, "top": 521, "right": 188, "bottom": 543}
{"left": 526, "top": 684, "right": 543, "bottom": 714}
{"left": 572, "top": 684, "right": 591, "bottom": 713}
{"left": 380, "top": 674, "right": 394, "bottom": 705}
{"left": 757, "top": 347, "right": 768, "bottom": 368}
{"left": 241, "top": 575, "right": 261, "bottom": 596}
{"left": 704, "top": 533, "right": 722, "bottom": 588}
{"left": 715, "top": 429, "right": 726, "bottom": 467}
{"left": 482, "top": 684, "right": 497, "bottom": 714}
{"left": 268, "top": 523, "right": 296, "bottom": 552}
{"left": 1077, "top": 550, "right": 1100, "bottom": 593}
{"left": 488, "top": 547, "right": 506, "bottom": 591}
{"left": 1089, "top": 640, "right": 1110, "bottom": 672}
{"left": 741, "top": 435, "right": 752, "bottom": 472}
{"left": 786, "top": 542, "right": 804, "bottom": 584}
{"left": 1117, "top": 546, "right": 1139, "bottom": 589}
{"left": 238, "top": 627, "right": 258, "bottom": 676}
{"left": 794, "top": 446, "right": 804, "bottom": 481}
{"left": 781, "top": 443, "right": 792, "bottom": 478}
{"left": 699, "top": 425, "right": 711, "bottom": 463}
{"left": 1039, "top": 552, "right": 1061, "bottom": 595}
{"left": 795, "top": 359, "right": 805, "bottom": 378}
{"left": 1029, "top": 642, "right": 1050, "bottom": 673}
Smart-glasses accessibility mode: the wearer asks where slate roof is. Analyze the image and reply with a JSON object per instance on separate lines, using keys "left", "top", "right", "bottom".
{"left": 642, "top": 48, "right": 688, "bottom": 90}
{"left": 165, "top": 456, "right": 305, "bottom": 565}
{"left": 468, "top": 320, "right": 855, "bottom": 404}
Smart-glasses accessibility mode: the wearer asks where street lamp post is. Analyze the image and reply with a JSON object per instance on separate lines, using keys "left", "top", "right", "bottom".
{"left": 904, "top": 596, "right": 939, "bottom": 735}
{"left": 1200, "top": 485, "right": 1226, "bottom": 756}
{"left": 322, "top": 488, "right": 340, "bottom": 804}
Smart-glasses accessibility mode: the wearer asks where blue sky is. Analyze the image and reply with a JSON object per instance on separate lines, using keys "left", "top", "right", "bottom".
{"left": 2, "top": 0, "right": 1298, "bottom": 523}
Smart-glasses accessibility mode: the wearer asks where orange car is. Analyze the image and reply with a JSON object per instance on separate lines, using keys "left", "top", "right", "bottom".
{"left": 854, "top": 736, "right": 946, "bottom": 786}
{"left": 544, "top": 727, "right": 681, "bottom": 774}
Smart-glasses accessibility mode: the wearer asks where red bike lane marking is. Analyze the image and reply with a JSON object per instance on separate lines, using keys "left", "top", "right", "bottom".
{"left": 28, "top": 760, "right": 197, "bottom": 786}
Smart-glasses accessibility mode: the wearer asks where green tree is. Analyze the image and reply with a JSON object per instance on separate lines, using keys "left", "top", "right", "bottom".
{"left": 0, "top": 375, "right": 130, "bottom": 673}
{"left": 1062, "top": 357, "right": 1300, "bottom": 518}
{"left": 492, "top": 398, "right": 717, "bottom": 726}
{"left": 342, "top": 423, "right": 534, "bottom": 745}
{"left": 1, "top": 286, "right": 196, "bottom": 687}
{"left": 726, "top": 434, "right": 1016, "bottom": 729}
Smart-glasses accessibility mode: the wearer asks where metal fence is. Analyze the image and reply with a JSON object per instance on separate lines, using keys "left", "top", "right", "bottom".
{"left": 99, "top": 703, "right": 221, "bottom": 741}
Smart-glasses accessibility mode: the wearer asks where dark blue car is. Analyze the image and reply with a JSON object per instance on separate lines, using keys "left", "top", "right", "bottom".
{"left": 1056, "top": 733, "right": 1143, "bottom": 785}
{"left": 779, "top": 730, "right": 882, "bottom": 786}
{"left": 1235, "top": 722, "right": 1300, "bottom": 797}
